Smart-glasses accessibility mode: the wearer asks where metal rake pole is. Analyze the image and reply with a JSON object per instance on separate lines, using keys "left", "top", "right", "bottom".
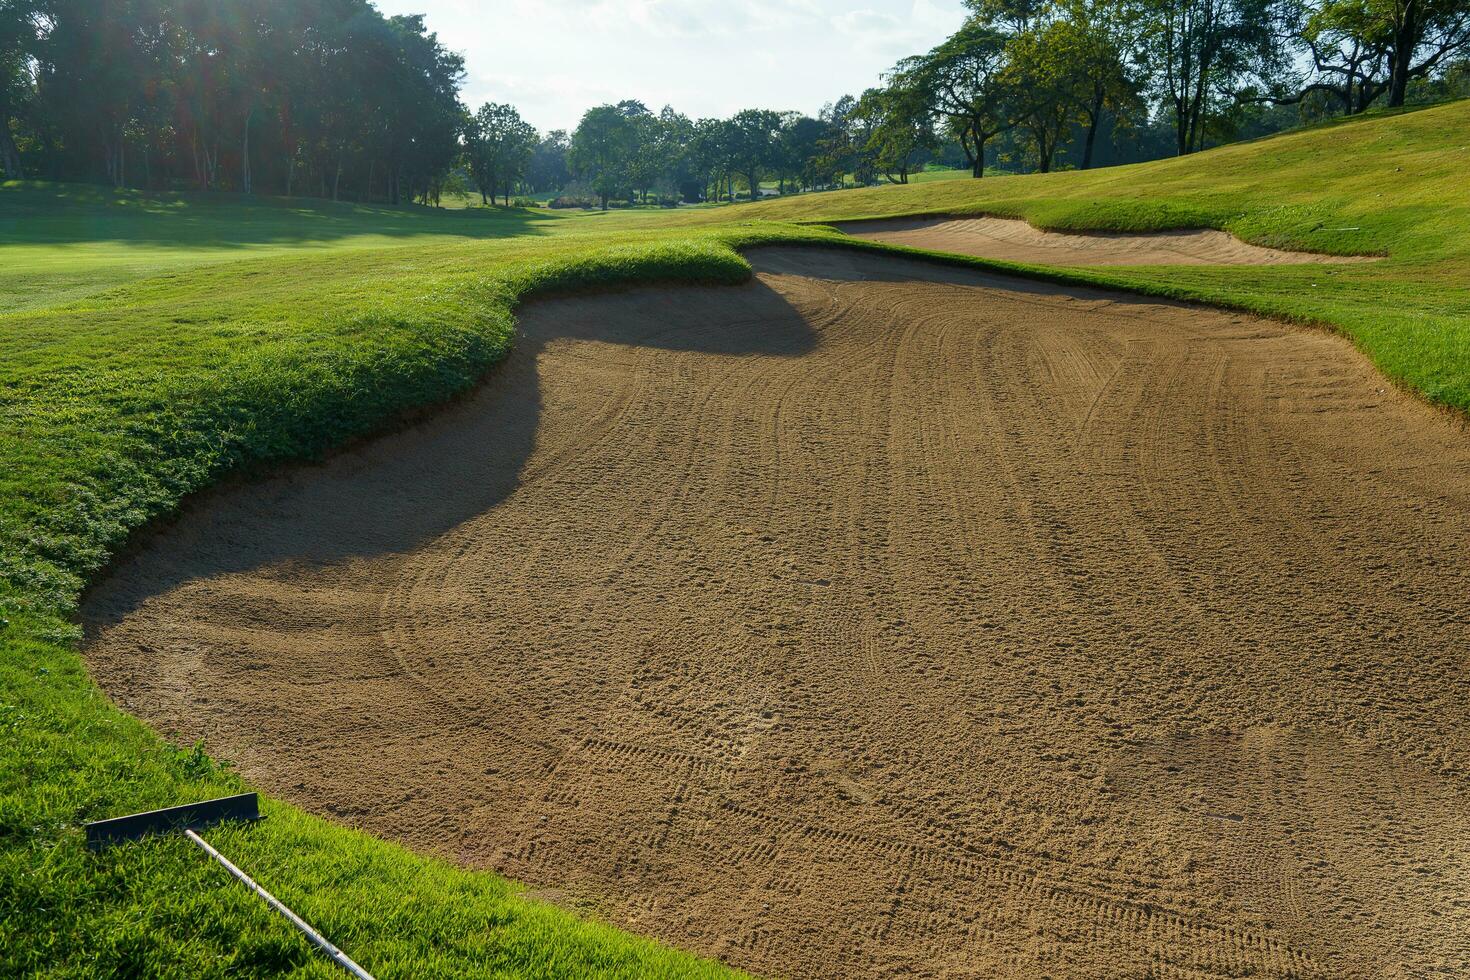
{"left": 184, "top": 828, "right": 376, "bottom": 980}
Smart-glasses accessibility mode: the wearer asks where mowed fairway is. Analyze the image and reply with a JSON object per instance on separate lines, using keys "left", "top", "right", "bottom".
{"left": 84, "top": 248, "right": 1470, "bottom": 978}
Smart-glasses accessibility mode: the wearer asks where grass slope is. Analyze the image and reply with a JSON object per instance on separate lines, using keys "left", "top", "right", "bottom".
{"left": 2, "top": 99, "right": 1467, "bottom": 978}
{"left": 730, "top": 100, "right": 1470, "bottom": 410}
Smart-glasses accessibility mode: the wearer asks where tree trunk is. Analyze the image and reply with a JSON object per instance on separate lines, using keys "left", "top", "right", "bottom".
{"left": 1081, "top": 93, "right": 1104, "bottom": 170}
{"left": 1388, "top": 15, "right": 1417, "bottom": 106}
{"left": 241, "top": 110, "right": 252, "bottom": 194}
{"left": 1036, "top": 129, "right": 1053, "bottom": 173}
{"left": 0, "top": 103, "right": 21, "bottom": 179}
{"left": 332, "top": 156, "right": 342, "bottom": 201}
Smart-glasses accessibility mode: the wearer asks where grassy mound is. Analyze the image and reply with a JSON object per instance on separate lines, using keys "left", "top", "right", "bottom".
{"left": 2, "top": 99, "right": 1466, "bottom": 977}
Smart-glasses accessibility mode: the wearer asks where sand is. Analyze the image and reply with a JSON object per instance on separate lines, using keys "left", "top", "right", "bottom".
{"left": 834, "top": 216, "right": 1377, "bottom": 265}
{"left": 85, "top": 248, "right": 1470, "bottom": 978}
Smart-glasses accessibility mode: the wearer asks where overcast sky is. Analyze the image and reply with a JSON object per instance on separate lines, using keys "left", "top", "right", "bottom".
{"left": 372, "top": 0, "right": 970, "bottom": 133}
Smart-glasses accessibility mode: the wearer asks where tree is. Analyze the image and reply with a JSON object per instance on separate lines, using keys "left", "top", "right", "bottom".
{"left": 813, "top": 95, "right": 861, "bottom": 187}
{"left": 689, "top": 116, "right": 734, "bottom": 201}
{"left": 897, "top": 19, "right": 1015, "bottom": 177}
{"left": 1003, "top": 24, "right": 1076, "bottom": 172}
{"left": 528, "top": 129, "right": 570, "bottom": 193}
{"left": 777, "top": 113, "right": 828, "bottom": 191}
{"left": 855, "top": 82, "right": 935, "bottom": 183}
{"left": 12, "top": 0, "right": 469, "bottom": 201}
{"left": 466, "top": 102, "right": 535, "bottom": 205}
{"left": 0, "top": 0, "right": 43, "bottom": 178}
{"left": 1054, "top": 0, "right": 1143, "bottom": 168}
{"left": 1263, "top": 0, "right": 1470, "bottom": 111}
{"left": 623, "top": 103, "right": 663, "bottom": 203}
{"left": 1139, "top": 0, "right": 1279, "bottom": 154}
{"left": 374, "top": 14, "right": 465, "bottom": 204}
{"left": 725, "top": 108, "right": 782, "bottom": 199}
{"left": 654, "top": 105, "right": 700, "bottom": 201}
{"left": 570, "top": 103, "right": 636, "bottom": 209}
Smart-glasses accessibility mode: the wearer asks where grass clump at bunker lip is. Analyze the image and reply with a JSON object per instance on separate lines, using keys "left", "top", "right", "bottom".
{"left": 2, "top": 100, "right": 1469, "bottom": 977}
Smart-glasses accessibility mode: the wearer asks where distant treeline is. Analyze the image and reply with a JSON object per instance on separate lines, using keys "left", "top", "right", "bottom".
{"left": 0, "top": 0, "right": 464, "bottom": 203}
{"left": 2, "top": 0, "right": 1467, "bottom": 205}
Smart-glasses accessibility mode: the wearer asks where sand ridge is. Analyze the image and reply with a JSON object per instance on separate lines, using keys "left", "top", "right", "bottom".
{"left": 85, "top": 249, "right": 1470, "bottom": 978}
{"left": 834, "top": 215, "right": 1378, "bottom": 265}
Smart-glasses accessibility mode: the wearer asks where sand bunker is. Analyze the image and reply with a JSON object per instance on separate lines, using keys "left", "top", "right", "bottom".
{"left": 836, "top": 215, "right": 1375, "bottom": 265}
{"left": 85, "top": 249, "right": 1470, "bottom": 978}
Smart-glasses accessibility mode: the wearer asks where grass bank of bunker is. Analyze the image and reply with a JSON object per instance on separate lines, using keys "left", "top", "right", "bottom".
{"left": 83, "top": 247, "right": 1470, "bottom": 979}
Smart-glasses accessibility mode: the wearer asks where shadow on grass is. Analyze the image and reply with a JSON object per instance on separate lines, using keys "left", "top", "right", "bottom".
{"left": 0, "top": 180, "right": 567, "bottom": 250}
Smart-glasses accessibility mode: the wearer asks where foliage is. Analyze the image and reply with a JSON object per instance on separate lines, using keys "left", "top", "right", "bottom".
{"left": 724, "top": 109, "right": 783, "bottom": 200}
{"left": 1, "top": 0, "right": 466, "bottom": 203}
{"left": 896, "top": 19, "right": 1015, "bottom": 177}
{"left": 466, "top": 103, "right": 537, "bottom": 206}
{"left": 853, "top": 82, "right": 937, "bottom": 183}
{"left": 1259, "top": 0, "right": 1470, "bottom": 111}
{"left": 569, "top": 104, "right": 640, "bottom": 210}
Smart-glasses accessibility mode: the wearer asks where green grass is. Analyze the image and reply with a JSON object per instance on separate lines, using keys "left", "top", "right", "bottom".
{"left": 0, "top": 182, "right": 577, "bottom": 312}
{"left": 3, "top": 98, "right": 1468, "bottom": 978}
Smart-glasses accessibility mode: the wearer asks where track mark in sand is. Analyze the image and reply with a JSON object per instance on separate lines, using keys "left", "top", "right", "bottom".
{"left": 84, "top": 247, "right": 1470, "bottom": 979}
{"left": 715, "top": 797, "right": 1322, "bottom": 977}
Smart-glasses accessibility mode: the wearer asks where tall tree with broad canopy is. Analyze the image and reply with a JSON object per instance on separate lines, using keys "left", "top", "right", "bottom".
{"left": 896, "top": 19, "right": 1014, "bottom": 177}
{"left": 0, "top": 0, "right": 43, "bottom": 178}
{"left": 855, "top": 81, "right": 936, "bottom": 183}
{"left": 1053, "top": 0, "right": 1144, "bottom": 168}
{"left": 725, "top": 107, "right": 782, "bottom": 199}
{"left": 528, "top": 129, "right": 571, "bottom": 193}
{"left": 689, "top": 116, "right": 734, "bottom": 202}
{"left": 776, "top": 113, "right": 829, "bottom": 191}
{"left": 1262, "top": 0, "right": 1470, "bottom": 110}
{"left": 570, "top": 103, "right": 637, "bottom": 209}
{"left": 1003, "top": 23, "right": 1077, "bottom": 172}
{"left": 813, "top": 95, "right": 862, "bottom": 187}
{"left": 10, "top": 0, "right": 465, "bottom": 200}
{"left": 466, "top": 102, "right": 536, "bottom": 205}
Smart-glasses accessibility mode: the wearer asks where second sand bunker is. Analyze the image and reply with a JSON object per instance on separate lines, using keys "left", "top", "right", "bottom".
{"left": 835, "top": 215, "right": 1376, "bottom": 265}
{"left": 86, "top": 249, "right": 1470, "bottom": 978}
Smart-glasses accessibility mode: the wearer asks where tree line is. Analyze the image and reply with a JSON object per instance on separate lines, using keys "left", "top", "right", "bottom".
{"left": 1, "top": 0, "right": 464, "bottom": 203}
{"left": 3, "top": 0, "right": 1465, "bottom": 204}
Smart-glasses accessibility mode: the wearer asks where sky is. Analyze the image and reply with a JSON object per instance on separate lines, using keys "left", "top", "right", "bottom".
{"left": 372, "top": 0, "right": 970, "bottom": 134}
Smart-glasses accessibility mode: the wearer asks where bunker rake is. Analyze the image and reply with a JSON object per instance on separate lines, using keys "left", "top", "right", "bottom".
{"left": 85, "top": 792, "right": 375, "bottom": 979}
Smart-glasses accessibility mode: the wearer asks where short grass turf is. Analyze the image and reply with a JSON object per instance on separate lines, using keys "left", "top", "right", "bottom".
{"left": 2, "top": 97, "right": 1468, "bottom": 978}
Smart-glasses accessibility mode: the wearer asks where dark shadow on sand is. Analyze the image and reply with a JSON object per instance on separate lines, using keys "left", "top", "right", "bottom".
{"left": 82, "top": 269, "right": 821, "bottom": 630}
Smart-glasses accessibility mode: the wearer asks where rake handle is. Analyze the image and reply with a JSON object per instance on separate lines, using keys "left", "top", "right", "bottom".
{"left": 184, "top": 829, "right": 376, "bottom": 980}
